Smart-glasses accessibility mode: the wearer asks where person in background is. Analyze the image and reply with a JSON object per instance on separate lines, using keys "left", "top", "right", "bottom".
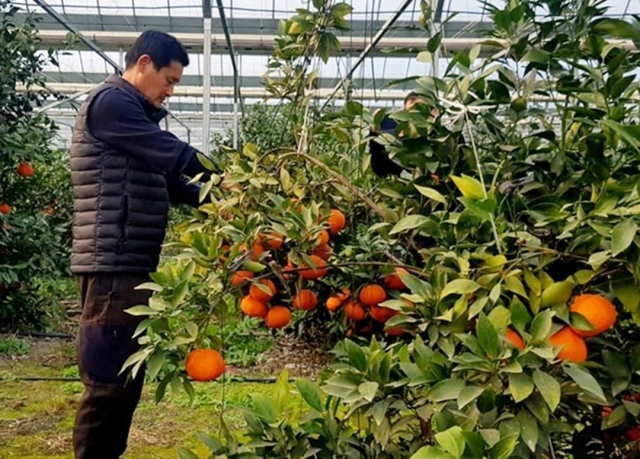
{"left": 69, "top": 30, "right": 222, "bottom": 459}
{"left": 367, "top": 91, "right": 439, "bottom": 177}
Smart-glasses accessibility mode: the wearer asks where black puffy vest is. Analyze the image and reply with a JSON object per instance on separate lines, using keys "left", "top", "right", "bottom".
{"left": 69, "top": 80, "right": 171, "bottom": 274}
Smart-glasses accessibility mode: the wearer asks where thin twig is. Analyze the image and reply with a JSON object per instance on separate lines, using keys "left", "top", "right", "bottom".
{"left": 277, "top": 151, "right": 389, "bottom": 221}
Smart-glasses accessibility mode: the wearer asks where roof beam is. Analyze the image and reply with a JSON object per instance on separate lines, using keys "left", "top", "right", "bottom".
{"left": 35, "top": 30, "right": 636, "bottom": 56}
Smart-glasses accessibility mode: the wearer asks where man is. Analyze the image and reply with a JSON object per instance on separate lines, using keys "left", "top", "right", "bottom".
{"left": 69, "top": 30, "right": 217, "bottom": 459}
{"left": 368, "top": 92, "right": 438, "bottom": 177}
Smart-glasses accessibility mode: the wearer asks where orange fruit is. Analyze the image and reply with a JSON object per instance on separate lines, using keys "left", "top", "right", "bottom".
{"left": 569, "top": 293, "right": 617, "bottom": 337}
{"left": 316, "top": 230, "right": 330, "bottom": 246}
{"left": 326, "top": 209, "right": 346, "bottom": 234}
{"left": 282, "top": 260, "right": 295, "bottom": 280}
{"left": 505, "top": 328, "right": 525, "bottom": 350}
{"left": 16, "top": 163, "right": 34, "bottom": 177}
{"left": 265, "top": 306, "right": 291, "bottom": 329}
{"left": 359, "top": 284, "right": 387, "bottom": 306}
{"left": 231, "top": 270, "right": 254, "bottom": 286}
{"left": 299, "top": 255, "right": 328, "bottom": 280}
{"left": 312, "top": 243, "right": 333, "bottom": 260}
{"left": 386, "top": 326, "right": 407, "bottom": 336}
{"left": 185, "top": 349, "right": 225, "bottom": 382}
{"left": 249, "top": 279, "right": 276, "bottom": 302}
{"left": 260, "top": 231, "right": 285, "bottom": 250}
{"left": 241, "top": 295, "right": 268, "bottom": 318}
{"left": 293, "top": 289, "right": 318, "bottom": 311}
{"left": 0, "top": 203, "right": 10, "bottom": 214}
{"left": 252, "top": 239, "right": 266, "bottom": 259}
{"left": 345, "top": 301, "right": 366, "bottom": 321}
{"left": 326, "top": 296, "right": 344, "bottom": 312}
{"left": 549, "top": 326, "right": 588, "bottom": 363}
{"left": 369, "top": 305, "right": 398, "bottom": 323}
{"left": 384, "top": 268, "right": 408, "bottom": 291}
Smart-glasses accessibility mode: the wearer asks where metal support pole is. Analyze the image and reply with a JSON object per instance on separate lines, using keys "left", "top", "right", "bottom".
{"left": 33, "top": 0, "right": 121, "bottom": 74}
{"left": 323, "top": 0, "right": 415, "bottom": 107}
{"left": 215, "top": 0, "right": 244, "bottom": 112}
{"left": 119, "top": 47, "right": 124, "bottom": 69}
{"left": 202, "top": 0, "right": 212, "bottom": 156}
{"left": 33, "top": 87, "right": 94, "bottom": 114}
{"left": 430, "top": 0, "right": 440, "bottom": 77}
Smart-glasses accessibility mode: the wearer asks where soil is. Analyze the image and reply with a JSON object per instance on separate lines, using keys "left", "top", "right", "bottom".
{"left": 0, "top": 332, "right": 333, "bottom": 381}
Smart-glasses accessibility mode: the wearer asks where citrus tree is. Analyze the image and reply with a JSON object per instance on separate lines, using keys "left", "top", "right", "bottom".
{"left": 126, "top": 0, "right": 640, "bottom": 457}
{"left": 0, "top": 0, "right": 72, "bottom": 329}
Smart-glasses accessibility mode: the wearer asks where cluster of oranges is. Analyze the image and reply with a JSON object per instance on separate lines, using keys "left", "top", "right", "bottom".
{"left": 325, "top": 268, "right": 413, "bottom": 337}
{"left": 230, "top": 207, "right": 346, "bottom": 329}
{"left": 505, "top": 293, "right": 617, "bottom": 362}
{"left": 1, "top": 163, "right": 34, "bottom": 215}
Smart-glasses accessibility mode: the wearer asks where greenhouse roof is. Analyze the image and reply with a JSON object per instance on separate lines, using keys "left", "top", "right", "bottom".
{"left": 11, "top": 0, "right": 640, "bottom": 148}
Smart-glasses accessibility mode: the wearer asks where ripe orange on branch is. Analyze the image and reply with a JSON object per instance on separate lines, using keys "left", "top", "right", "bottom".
{"left": 384, "top": 268, "right": 409, "bottom": 291}
{"left": 359, "top": 284, "right": 386, "bottom": 306}
{"left": 299, "top": 255, "right": 328, "bottom": 279}
{"left": 0, "top": 204, "right": 10, "bottom": 215}
{"left": 265, "top": 306, "right": 292, "bottom": 329}
{"left": 231, "top": 270, "right": 254, "bottom": 285}
{"left": 16, "top": 163, "right": 34, "bottom": 177}
{"left": 259, "top": 231, "right": 285, "bottom": 250}
{"left": 186, "top": 348, "right": 225, "bottom": 382}
{"left": 312, "top": 243, "right": 333, "bottom": 260}
{"left": 326, "top": 209, "right": 346, "bottom": 234}
{"left": 549, "top": 326, "right": 587, "bottom": 362}
{"left": 249, "top": 279, "right": 277, "bottom": 302}
{"left": 345, "top": 301, "right": 366, "bottom": 321}
{"left": 293, "top": 289, "right": 318, "bottom": 310}
{"left": 241, "top": 295, "right": 268, "bottom": 318}
{"left": 505, "top": 328, "right": 525, "bottom": 350}
{"left": 569, "top": 293, "right": 617, "bottom": 337}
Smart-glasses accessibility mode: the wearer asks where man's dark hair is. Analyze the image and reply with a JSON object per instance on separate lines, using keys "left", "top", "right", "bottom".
{"left": 404, "top": 91, "right": 425, "bottom": 106}
{"left": 125, "top": 30, "right": 190, "bottom": 70}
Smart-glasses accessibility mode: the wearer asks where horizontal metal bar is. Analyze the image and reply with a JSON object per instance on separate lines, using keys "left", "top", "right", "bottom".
{"left": 36, "top": 30, "right": 636, "bottom": 56}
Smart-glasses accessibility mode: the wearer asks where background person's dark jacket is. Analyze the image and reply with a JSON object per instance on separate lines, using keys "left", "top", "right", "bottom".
{"left": 70, "top": 75, "right": 210, "bottom": 274}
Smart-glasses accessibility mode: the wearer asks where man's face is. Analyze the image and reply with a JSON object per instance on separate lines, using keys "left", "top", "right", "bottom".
{"left": 133, "top": 55, "right": 183, "bottom": 108}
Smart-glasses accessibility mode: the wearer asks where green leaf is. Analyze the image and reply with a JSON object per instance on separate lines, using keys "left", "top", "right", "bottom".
{"left": 125, "top": 305, "right": 159, "bottom": 316}
{"left": 489, "top": 433, "right": 519, "bottom": 459}
{"left": 146, "top": 351, "right": 165, "bottom": 381}
{"left": 613, "top": 279, "right": 640, "bottom": 314}
{"left": 451, "top": 174, "right": 486, "bottom": 199}
{"left": 505, "top": 275, "right": 527, "bottom": 298}
{"left": 296, "top": 379, "right": 324, "bottom": 412}
{"left": 411, "top": 446, "right": 456, "bottom": 459}
{"left": 509, "top": 372, "right": 534, "bottom": 403}
{"left": 611, "top": 219, "right": 638, "bottom": 256}
{"left": 588, "top": 250, "right": 612, "bottom": 269}
{"left": 533, "top": 369, "right": 561, "bottom": 412}
{"left": 429, "top": 378, "right": 465, "bottom": 402}
{"left": 541, "top": 281, "right": 574, "bottom": 308}
{"left": 134, "top": 282, "right": 164, "bottom": 292}
{"left": 564, "top": 364, "right": 607, "bottom": 402}
{"left": 530, "top": 310, "right": 554, "bottom": 342}
{"left": 177, "top": 447, "right": 202, "bottom": 459}
{"left": 251, "top": 393, "right": 279, "bottom": 423}
{"left": 477, "top": 313, "right": 499, "bottom": 357}
{"left": 440, "top": 279, "right": 481, "bottom": 299}
{"left": 358, "top": 381, "right": 379, "bottom": 402}
{"left": 344, "top": 339, "right": 367, "bottom": 372}
{"left": 517, "top": 409, "right": 539, "bottom": 452}
{"left": 415, "top": 185, "right": 447, "bottom": 205}
{"left": 593, "top": 18, "right": 640, "bottom": 40}
{"left": 522, "top": 48, "right": 550, "bottom": 64}
{"left": 458, "top": 385, "right": 486, "bottom": 409}
{"left": 390, "top": 215, "right": 430, "bottom": 235}
{"left": 435, "top": 426, "right": 465, "bottom": 459}
{"left": 602, "top": 405, "right": 627, "bottom": 429}
{"left": 171, "top": 280, "right": 189, "bottom": 307}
